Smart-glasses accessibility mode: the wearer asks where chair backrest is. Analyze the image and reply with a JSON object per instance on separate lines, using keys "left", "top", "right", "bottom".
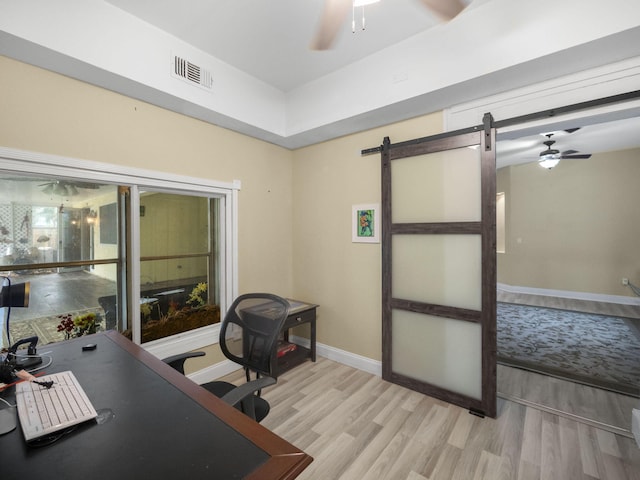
{"left": 219, "top": 293, "right": 290, "bottom": 378}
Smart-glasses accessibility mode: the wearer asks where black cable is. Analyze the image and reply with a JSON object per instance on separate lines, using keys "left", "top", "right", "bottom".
{"left": 32, "top": 380, "right": 53, "bottom": 389}
{"left": 27, "top": 425, "right": 78, "bottom": 448}
{"left": 4, "top": 304, "right": 10, "bottom": 347}
{"left": 1, "top": 276, "right": 11, "bottom": 347}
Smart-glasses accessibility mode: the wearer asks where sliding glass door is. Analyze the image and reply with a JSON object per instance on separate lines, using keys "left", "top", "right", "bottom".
{"left": 0, "top": 172, "right": 226, "bottom": 350}
{"left": 0, "top": 175, "right": 119, "bottom": 347}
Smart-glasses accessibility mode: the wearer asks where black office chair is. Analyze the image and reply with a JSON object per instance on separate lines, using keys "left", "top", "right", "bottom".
{"left": 162, "top": 351, "right": 206, "bottom": 375}
{"left": 163, "top": 293, "right": 290, "bottom": 422}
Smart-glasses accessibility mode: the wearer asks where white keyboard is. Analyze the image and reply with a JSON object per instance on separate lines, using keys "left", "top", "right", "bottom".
{"left": 15, "top": 371, "right": 98, "bottom": 442}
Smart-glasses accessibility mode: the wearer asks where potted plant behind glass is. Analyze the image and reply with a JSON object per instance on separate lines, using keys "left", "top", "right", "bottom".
{"left": 56, "top": 312, "right": 100, "bottom": 340}
{"left": 124, "top": 283, "right": 220, "bottom": 342}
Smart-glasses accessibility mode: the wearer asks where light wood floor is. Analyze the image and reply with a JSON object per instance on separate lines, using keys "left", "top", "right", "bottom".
{"left": 498, "top": 364, "right": 637, "bottom": 436}
{"left": 224, "top": 358, "right": 640, "bottom": 480}
{"left": 497, "top": 290, "right": 640, "bottom": 435}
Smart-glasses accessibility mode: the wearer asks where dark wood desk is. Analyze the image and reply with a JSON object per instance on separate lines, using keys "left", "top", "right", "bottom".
{"left": 0, "top": 331, "right": 312, "bottom": 479}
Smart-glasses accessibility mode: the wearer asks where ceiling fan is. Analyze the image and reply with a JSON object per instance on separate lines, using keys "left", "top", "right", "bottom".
{"left": 538, "top": 132, "right": 592, "bottom": 169}
{"left": 311, "top": 0, "right": 467, "bottom": 50}
{"left": 40, "top": 180, "right": 101, "bottom": 197}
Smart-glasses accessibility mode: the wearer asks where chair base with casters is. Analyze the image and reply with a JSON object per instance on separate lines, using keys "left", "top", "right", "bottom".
{"left": 162, "top": 355, "right": 276, "bottom": 422}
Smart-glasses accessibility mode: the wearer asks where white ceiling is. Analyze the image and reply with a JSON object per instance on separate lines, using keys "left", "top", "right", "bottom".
{"left": 105, "top": 0, "right": 476, "bottom": 93}
{"left": 1, "top": 0, "right": 639, "bottom": 157}
{"left": 496, "top": 116, "right": 640, "bottom": 169}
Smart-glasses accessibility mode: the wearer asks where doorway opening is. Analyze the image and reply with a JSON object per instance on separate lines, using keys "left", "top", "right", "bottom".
{"left": 494, "top": 102, "right": 640, "bottom": 437}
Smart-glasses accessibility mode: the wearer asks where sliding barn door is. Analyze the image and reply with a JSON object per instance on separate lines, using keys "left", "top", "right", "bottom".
{"left": 381, "top": 115, "right": 497, "bottom": 417}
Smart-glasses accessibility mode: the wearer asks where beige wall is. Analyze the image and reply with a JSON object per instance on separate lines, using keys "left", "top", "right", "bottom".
{"left": 497, "top": 148, "right": 640, "bottom": 298}
{"left": 0, "top": 55, "right": 445, "bottom": 366}
{"left": 291, "top": 114, "right": 444, "bottom": 361}
{"left": 0, "top": 55, "right": 294, "bottom": 299}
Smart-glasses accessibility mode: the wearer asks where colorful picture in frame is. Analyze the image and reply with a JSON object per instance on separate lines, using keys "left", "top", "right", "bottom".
{"left": 352, "top": 204, "right": 379, "bottom": 243}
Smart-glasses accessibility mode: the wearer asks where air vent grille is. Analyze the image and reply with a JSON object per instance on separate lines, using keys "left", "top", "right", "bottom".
{"left": 173, "top": 55, "right": 213, "bottom": 90}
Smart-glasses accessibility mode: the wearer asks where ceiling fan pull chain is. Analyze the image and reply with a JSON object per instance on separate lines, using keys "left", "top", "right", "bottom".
{"left": 352, "top": 4, "right": 356, "bottom": 33}
{"left": 352, "top": 4, "right": 367, "bottom": 33}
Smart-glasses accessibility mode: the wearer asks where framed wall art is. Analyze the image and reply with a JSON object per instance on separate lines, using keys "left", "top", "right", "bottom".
{"left": 352, "top": 203, "right": 379, "bottom": 243}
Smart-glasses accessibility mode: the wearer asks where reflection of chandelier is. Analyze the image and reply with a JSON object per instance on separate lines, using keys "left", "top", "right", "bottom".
{"left": 41, "top": 180, "right": 101, "bottom": 197}
{"left": 41, "top": 181, "right": 79, "bottom": 197}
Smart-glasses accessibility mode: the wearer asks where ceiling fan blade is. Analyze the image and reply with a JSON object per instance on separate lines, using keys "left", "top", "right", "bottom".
{"left": 418, "top": 0, "right": 466, "bottom": 21}
{"left": 310, "top": 0, "right": 351, "bottom": 50}
{"left": 73, "top": 182, "right": 101, "bottom": 189}
{"left": 561, "top": 154, "right": 592, "bottom": 159}
{"left": 563, "top": 127, "right": 581, "bottom": 134}
{"left": 561, "top": 149, "right": 579, "bottom": 155}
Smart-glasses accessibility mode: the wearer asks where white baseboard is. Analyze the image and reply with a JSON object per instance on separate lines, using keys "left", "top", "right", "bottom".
{"left": 498, "top": 283, "right": 640, "bottom": 306}
{"left": 290, "top": 335, "right": 382, "bottom": 377}
{"left": 190, "top": 336, "right": 382, "bottom": 385}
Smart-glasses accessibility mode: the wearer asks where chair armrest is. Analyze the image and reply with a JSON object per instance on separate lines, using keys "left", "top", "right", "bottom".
{"left": 220, "top": 376, "right": 276, "bottom": 407}
{"left": 161, "top": 351, "right": 206, "bottom": 374}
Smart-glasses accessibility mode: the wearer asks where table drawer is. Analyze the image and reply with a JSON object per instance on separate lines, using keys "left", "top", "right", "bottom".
{"left": 284, "top": 308, "right": 315, "bottom": 329}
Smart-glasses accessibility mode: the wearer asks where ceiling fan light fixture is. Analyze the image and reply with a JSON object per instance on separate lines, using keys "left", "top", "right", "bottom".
{"left": 53, "top": 183, "right": 68, "bottom": 196}
{"left": 539, "top": 151, "right": 560, "bottom": 160}
{"left": 538, "top": 133, "right": 561, "bottom": 169}
{"left": 539, "top": 156, "right": 560, "bottom": 169}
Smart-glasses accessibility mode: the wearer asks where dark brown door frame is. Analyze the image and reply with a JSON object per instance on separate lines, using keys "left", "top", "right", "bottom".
{"left": 380, "top": 114, "right": 497, "bottom": 418}
{"left": 365, "top": 92, "right": 640, "bottom": 419}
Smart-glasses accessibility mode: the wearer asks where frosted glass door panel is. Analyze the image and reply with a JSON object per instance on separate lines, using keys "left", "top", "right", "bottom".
{"left": 392, "top": 309, "right": 481, "bottom": 399}
{"left": 391, "top": 149, "right": 481, "bottom": 223}
{"left": 392, "top": 234, "right": 481, "bottom": 310}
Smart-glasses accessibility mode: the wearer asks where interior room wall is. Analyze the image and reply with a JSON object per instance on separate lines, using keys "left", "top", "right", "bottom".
{"left": 291, "top": 113, "right": 444, "bottom": 361}
{"left": 0, "top": 55, "right": 295, "bottom": 301}
{"left": 497, "top": 147, "right": 640, "bottom": 298}
{"left": 1, "top": 54, "right": 449, "bottom": 368}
